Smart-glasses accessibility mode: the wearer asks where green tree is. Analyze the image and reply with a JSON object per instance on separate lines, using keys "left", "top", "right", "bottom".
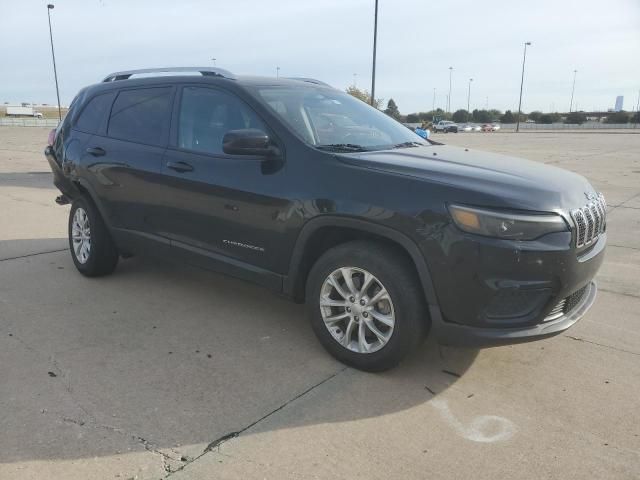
{"left": 384, "top": 98, "right": 401, "bottom": 120}
{"left": 345, "top": 86, "right": 383, "bottom": 109}
{"left": 564, "top": 112, "right": 587, "bottom": 124}
{"left": 406, "top": 113, "right": 420, "bottom": 123}
{"left": 472, "top": 109, "right": 491, "bottom": 123}
{"left": 538, "top": 113, "right": 560, "bottom": 124}
{"left": 528, "top": 111, "right": 543, "bottom": 123}
{"left": 632, "top": 111, "right": 640, "bottom": 123}
{"left": 500, "top": 110, "right": 515, "bottom": 123}
{"left": 605, "top": 111, "right": 630, "bottom": 124}
{"left": 452, "top": 109, "right": 469, "bottom": 123}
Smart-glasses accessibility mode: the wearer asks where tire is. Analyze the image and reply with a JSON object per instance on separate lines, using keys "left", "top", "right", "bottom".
{"left": 68, "top": 196, "right": 119, "bottom": 277}
{"left": 306, "top": 241, "right": 428, "bottom": 372}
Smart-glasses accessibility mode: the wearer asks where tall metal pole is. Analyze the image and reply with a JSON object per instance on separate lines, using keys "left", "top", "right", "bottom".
{"left": 516, "top": 42, "right": 531, "bottom": 133}
{"left": 447, "top": 67, "right": 453, "bottom": 112}
{"left": 370, "top": 0, "right": 379, "bottom": 107}
{"left": 569, "top": 69, "right": 577, "bottom": 112}
{"left": 211, "top": 57, "right": 217, "bottom": 66}
{"left": 467, "top": 78, "right": 473, "bottom": 119}
{"left": 432, "top": 88, "right": 436, "bottom": 112}
{"left": 276, "top": 66, "right": 280, "bottom": 78}
{"left": 47, "top": 4, "right": 62, "bottom": 121}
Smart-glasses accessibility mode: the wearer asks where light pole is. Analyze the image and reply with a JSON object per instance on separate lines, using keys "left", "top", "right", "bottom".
{"left": 211, "top": 57, "right": 216, "bottom": 66}
{"left": 370, "top": 0, "right": 379, "bottom": 107}
{"left": 447, "top": 67, "right": 453, "bottom": 112}
{"left": 516, "top": 41, "right": 532, "bottom": 133}
{"left": 432, "top": 88, "right": 436, "bottom": 112}
{"left": 276, "top": 66, "right": 280, "bottom": 78}
{"left": 46, "top": 4, "right": 62, "bottom": 121}
{"left": 467, "top": 78, "right": 473, "bottom": 120}
{"left": 569, "top": 69, "right": 577, "bottom": 112}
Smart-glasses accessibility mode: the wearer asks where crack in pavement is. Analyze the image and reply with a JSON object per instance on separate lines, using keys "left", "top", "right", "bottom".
{"left": 598, "top": 287, "right": 640, "bottom": 300}
{"left": 165, "top": 366, "right": 349, "bottom": 478}
{"left": 0, "top": 248, "right": 67, "bottom": 262}
{"left": 563, "top": 334, "right": 640, "bottom": 356}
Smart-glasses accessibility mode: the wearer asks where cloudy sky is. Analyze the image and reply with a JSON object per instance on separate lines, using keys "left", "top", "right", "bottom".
{"left": 1, "top": 0, "right": 639, "bottom": 113}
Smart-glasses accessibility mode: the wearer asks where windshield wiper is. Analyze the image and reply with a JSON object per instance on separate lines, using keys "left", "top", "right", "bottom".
{"left": 391, "top": 141, "right": 423, "bottom": 149}
{"left": 316, "top": 143, "right": 369, "bottom": 152}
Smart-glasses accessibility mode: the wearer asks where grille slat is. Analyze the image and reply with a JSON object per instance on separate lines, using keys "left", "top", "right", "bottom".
{"left": 543, "top": 285, "right": 588, "bottom": 322}
{"left": 571, "top": 193, "right": 606, "bottom": 248}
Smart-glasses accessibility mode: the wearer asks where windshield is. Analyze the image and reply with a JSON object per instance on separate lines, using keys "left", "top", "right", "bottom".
{"left": 249, "top": 85, "right": 427, "bottom": 152}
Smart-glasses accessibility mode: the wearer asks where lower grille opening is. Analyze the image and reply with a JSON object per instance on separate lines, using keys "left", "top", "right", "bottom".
{"left": 543, "top": 285, "right": 589, "bottom": 322}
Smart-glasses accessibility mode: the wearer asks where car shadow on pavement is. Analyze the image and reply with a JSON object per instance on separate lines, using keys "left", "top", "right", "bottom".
{"left": 0, "top": 242, "right": 478, "bottom": 464}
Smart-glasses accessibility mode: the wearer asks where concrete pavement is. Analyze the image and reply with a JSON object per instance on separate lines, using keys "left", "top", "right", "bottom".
{"left": 1, "top": 127, "right": 639, "bottom": 479}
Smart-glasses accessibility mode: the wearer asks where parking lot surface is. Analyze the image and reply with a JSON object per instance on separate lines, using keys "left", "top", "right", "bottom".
{"left": 1, "top": 127, "right": 639, "bottom": 479}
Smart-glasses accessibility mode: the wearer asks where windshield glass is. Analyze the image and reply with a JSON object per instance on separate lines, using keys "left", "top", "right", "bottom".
{"left": 249, "top": 85, "right": 427, "bottom": 151}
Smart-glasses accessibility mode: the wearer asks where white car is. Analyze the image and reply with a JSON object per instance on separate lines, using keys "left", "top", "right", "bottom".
{"left": 433, "top": 120, "right": 458, "bottom": 133}
{"left": 472, "top": 124, "right": 482, "bottom": 132}
{"left": 458, "top": 124, "right": 473, "bottom": 132}
{"left": 492, "top": 123, "right": 501, "bottom": 131}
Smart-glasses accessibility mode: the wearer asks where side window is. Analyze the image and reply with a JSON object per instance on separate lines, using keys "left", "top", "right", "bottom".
{"left": 108, "top": 87, "right": 172, "bottom": 146}
{"left": 75, "top": 92, "right": 115, "bottom": 134}
{"left": 178, "top": 87, "right": 266, "bottom": 155}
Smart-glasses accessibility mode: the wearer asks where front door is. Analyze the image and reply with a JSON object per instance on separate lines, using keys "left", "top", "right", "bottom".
{"left": 156, "top": 85, "right": 295, "bottom": 285}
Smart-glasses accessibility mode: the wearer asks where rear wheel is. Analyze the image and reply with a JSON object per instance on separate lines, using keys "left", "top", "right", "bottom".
{"left": 68, "top": 197, "right": 119, "bottom": 276}
{"left": 306, "top": 241, "right": 428, "bottom": 371}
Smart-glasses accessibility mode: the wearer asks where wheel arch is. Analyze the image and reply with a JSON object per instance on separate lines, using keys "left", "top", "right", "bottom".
{"left": 284, "top": 217, "right": 442, "bottom": 317}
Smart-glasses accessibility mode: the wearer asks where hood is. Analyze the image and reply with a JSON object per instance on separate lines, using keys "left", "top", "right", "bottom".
{"left": 339, "top": 144, "right": 596, "bottom": 212}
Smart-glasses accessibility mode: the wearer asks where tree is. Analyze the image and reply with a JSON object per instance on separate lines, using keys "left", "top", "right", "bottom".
{"left": 500, "top": 110, "right": 515, "bottom": 123}
{"left": 471, "top": 109, "right": 491, "bottom": 123}
{"left": 605, "top": 111, "right": 630, "bottom": 124}
{"left": 564, "top": 112, "right": 587, "bottom": 124}
{"left": 406, "top": 113, "right": 420, "bottom": 123}
{"left": 632, "top": 111, "right": 640, "bottom": 124}
{"left": 538, "top": 113, "right": 560, "bottom": 124}
{"left": 452, "top": 109, "right": 469, "bottom": 123}
{"left": 345, "top": 86, "right": 383, "bottom": 109}
{"left": 528, "top": 111, "right": 543, "bottom": 123}
{"left": 384, "top": 99, "right": 401, "bottom": 120}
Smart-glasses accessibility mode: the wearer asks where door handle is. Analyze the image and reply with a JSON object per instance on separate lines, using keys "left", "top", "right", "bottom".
{"left": 86, "top": 146, "right": 106, "bottom": 157}
{"left": 166, "top": 160, "right": 194, "bottom": 173}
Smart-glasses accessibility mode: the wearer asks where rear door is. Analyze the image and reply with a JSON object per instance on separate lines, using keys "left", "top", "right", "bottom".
{"left": 83, "top": 86, "right": 174, "bottom": 247}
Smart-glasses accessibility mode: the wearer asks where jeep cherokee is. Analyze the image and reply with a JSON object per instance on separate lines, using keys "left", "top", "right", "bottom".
{"left": 45, "top": 67, "right": 606, "bottom": 371}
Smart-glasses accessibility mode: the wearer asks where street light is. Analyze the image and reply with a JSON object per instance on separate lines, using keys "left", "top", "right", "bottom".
{"left": 370, "top": 0, "right": 379, "bottom": 107}
{"left": 46, "top": 4, "right": 62, "bottom": 121}
{"left": 276, "top": 66, "right": 280, "bottom": 78}
{"left": 432, "top": 88, "right": 436, "bottom": 112}
{"left": 467, "top": 78, "right": 473, "bottom": 120}
{"left": 516, "top": 41, "right": 532, "bottom": 133}
{"left": 448, "top": 67, "right": 453, "bottom": 113}
{"left": 211, "top": 57, "right": 216, "bottom": 66}
{"left": 569, "top": 69, "right": 577, "bottom": 112}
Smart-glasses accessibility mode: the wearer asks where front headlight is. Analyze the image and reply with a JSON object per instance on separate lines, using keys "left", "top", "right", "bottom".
{"left": 448, "top": 204, "right": 568, "bottom": 240}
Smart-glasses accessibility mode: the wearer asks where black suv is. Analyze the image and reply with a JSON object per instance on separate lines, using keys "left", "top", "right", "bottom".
{"left": 45, "top": 67, "right": 606, "bottom": 371}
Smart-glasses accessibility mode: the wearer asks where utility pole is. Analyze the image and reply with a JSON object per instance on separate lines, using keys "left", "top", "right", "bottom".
{"left": 569, "top": 69, "right": 577, "bottom": 112}
{"left": 467, "top": 78, "right": 473, "bottom": 120}
{"left": 276, "top": 66, "right": 280, "bottom": 78}
{"left": 370, "top": 0, "right": 379, "bottom": 107}
{"left": 516, "top": 41, "right": 532, "bottom": 133}
{"left": 47, "top": 4, "right": 62, "bottom": 121}
{"left": 432, "top": 88, "right": 436, "bottom": 112}
{"left": 447, "top": 66, "right": 453, "bottom": 112}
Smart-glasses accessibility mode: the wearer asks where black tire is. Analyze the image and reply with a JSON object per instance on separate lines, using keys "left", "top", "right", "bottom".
{"left": 68, "top": 196, "right": 119, "bottom": 277}
{"left": 306, "top": 241, "right": 428, "bottom": 372}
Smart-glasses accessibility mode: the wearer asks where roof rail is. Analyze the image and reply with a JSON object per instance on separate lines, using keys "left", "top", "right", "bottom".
{"left": 102, "top": 67, "right": 236, "bottom": 83}
{"left": 286, "top": 77, "right": 332, "bottom": 87}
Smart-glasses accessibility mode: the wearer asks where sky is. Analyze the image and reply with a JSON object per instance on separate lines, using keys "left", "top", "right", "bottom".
{"left": 1, "top": 0, "right": 639, "bottom": 114}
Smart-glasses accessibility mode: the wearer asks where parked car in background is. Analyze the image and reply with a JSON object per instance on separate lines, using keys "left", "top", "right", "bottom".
{"left": 482, "top": 123, "right": 500, "bottom": 132}
{"left": 492, "top": 123, "right": 501, "bottom": 131}
{"left": 434, "top": 120, "right": 458, "bottom": 133}
{"left": 45, "top": 66, "right": 606, "bottom": 371}
{"left": 458, "top": 124, "right": 472, "bottom": 132}
{"left": 472, "top": 124, "right": 482, "bottom": 132}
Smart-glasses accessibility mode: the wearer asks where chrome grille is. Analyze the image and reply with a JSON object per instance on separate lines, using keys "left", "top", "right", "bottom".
{"left": 570, "top": 193, "right": 606, "bottom": 248}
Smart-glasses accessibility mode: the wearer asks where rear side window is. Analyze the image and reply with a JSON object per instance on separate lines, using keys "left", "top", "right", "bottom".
{"left": 108, "top": 87, "right": 172, "bottom": 146}
{"left": 75, "top": 92, "right": 115, "bottom": 134}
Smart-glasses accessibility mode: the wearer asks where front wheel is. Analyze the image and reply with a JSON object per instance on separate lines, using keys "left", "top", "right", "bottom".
{"left": 306, "top": 241, "right": 428, "bottom": 371}
{"left": 68, "top": 197, "right": 119, "bottom": 276}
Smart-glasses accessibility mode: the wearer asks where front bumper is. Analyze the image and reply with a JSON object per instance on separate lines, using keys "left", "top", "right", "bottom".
{"left": 434, "top": 280, "right": 597, "bottom": 347}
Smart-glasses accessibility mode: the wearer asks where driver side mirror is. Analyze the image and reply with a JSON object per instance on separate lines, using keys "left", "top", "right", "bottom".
{"left": 222, "top": 129, "right": 277, "bottom": 157}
